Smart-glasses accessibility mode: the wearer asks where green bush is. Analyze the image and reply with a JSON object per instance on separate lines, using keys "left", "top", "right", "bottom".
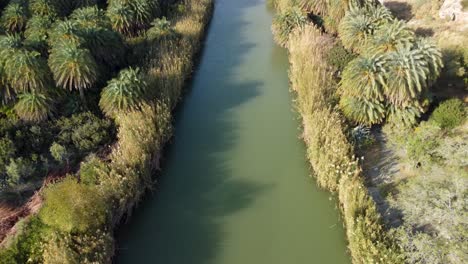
{"left": 430, "top": 98, "right": 466, "bottom": 129}
{"left": 326, "top": 42, "right": 356, "bottom": 72}
{"left": 79, "top": 154, "right": 110, "bottom": 186}
{"left": 39, "top": 177, "right": 108, "bottom": 233}
{"left": 54, "top": 112, "right": 114, "bottom": 161}
{"left": 406, "top": 122, "right": 441, "bottom": 165}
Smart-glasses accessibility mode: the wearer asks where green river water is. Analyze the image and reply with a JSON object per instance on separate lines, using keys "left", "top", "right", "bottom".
{"left": 117, "top": 0, "right": 351, "bottom": 263}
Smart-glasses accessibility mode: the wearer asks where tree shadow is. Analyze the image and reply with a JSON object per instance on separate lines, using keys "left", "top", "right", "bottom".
{"left": 115, "top": 0, "right": 271, "bottom": 263}
{"left": 414, "top": 27, "right": 434, "bottom": 37}
{"left": 384, "top": 1, "right": 414, "bottom": 21}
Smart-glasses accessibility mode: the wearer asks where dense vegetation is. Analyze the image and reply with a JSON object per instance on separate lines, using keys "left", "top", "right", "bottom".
{"left": 270, "top": 0, "right": 466, "bottom": 263}
{"left": 0, "top": 0, "right": 213, "bottom": 262}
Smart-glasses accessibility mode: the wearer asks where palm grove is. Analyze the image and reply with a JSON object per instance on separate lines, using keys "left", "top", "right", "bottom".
{"left": 0, "top": 0, "right": 215, "bottom": 262}
{"left": 0, "top": 0, "right": 166, "bottom": 190}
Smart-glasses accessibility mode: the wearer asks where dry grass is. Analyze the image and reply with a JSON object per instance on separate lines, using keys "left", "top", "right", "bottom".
{"left": 286, "top": 23, "right": 403, "bottom": 264}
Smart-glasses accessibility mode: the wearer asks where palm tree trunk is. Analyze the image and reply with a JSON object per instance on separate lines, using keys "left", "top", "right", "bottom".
{"left": 79, "top": 87, "right": 87, "bottom": 108}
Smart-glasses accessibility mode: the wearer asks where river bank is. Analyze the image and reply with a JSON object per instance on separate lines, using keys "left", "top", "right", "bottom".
{"left": 0, "top": 1, "right": 214, "bottom": 262}
{"left": 269, "top": 1, "right": 403, "bottom": 263}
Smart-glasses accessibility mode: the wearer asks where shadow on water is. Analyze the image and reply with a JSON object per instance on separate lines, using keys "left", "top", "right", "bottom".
{"left": 116, "top": 0, "right": 269, "bottom": 263}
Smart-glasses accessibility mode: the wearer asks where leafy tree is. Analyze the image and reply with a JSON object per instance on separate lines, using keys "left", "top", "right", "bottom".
{"left": 6, "top": 157, "right": 35, "bottom": 187}
{"left": 430, "top": 98, "right": 466, "bottom": 129}
{"left": 54, "top": 112, "right": 113, "bottom": 158}
{"left": 49, "top": 142, "right": 70, "bottom": 166}
{"left": 39, "top": 176, "right": 107, "bottom": 233}
{"left": 99, "top": 67, "right": 148, "bottom": 116}
{"left": 1, "top": 1, "right": 29, "bottom": 33}
{"left": 14, "top": 91, "right": 53, "bottom": 122}
{"left": 48, "top": 41, "right": 98, "bottom": 100}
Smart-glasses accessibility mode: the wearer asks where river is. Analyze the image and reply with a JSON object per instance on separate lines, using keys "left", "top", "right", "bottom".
{"left": 116, "top": 0, "right": 350, "bottom": 263}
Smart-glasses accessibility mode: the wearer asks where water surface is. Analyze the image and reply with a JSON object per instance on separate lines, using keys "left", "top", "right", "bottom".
{"left": 117, "top": 0, "right": 350, "bottom": 263}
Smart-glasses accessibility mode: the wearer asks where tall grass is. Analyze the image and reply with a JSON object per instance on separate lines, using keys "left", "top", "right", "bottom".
{"left": 279, "top": 16, "right": 404, "bottom": 264}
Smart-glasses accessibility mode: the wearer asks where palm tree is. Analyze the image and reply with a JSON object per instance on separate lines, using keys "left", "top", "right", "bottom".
{"left": 48, "top": 42, "right": 98, "bottom": 100}
{"left": 386, "top": 102, "right": 424, "bottom": 126}
{"left": 385, "top": 46, "right": 429, "bottom": 106}
{"left": 14, "top": 91, "right": 53, "bottom": 122}
{"left": 340, "top": 96, "right": 386, "bottom": 125}
{"left": 70, "top": 6, "right": 111, "bottom": 30}
{"left": 146, "top": 17, "right": 176, "bottom": 40}
{"left": 0, "top": 64, "right": 13, "bottom": 101}
{"left": 81, "top": 27, "right": 126, "bottom": 69}
{"left": 0, "top": 34, "right": 23, "bottom": 63}
{"left": 51, "top": 0, "right": 98, "bottom": 16}
{"left": 24, "top": 15, "right": 53, "bottom": 52}
{"left": 48, "top": 19, "right": 84, "bottom": 48}
{"left": 1, "top": 1, "right": 29, "bottom": 33}
{"left": 413, "top": 38, "right": 443, "bottom": 82}
{"left": 106, "top": 0, "right": 157, "bottom": 35}
{"left": 272, "top": 7, "right": 308, "bottom": 47}
{"left": 99, "top": 67, "right": 148, "bottom": 116}
{"left": 338, "top": 4, "right": 392, "bottom": 52}
{"left": 340, "top": 53, "right": 388, "bottom": 100}
{"left": 368, "top": 19, "right": 414, "bottom": 53}
{"left": 29, "top": 0, "right": 58, "bottom": 17}
{"left": 4, "top": 49, "right": 50, "bottom": 93}
{"left": 106, "top": 0, "right": 135, "bottom": 35}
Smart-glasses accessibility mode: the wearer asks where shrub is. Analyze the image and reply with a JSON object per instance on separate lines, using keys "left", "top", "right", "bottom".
{"left": 54, "top": 112, "right": 114, "bottom": 161}
{"left": 326, "top": 42, "right": 356, "bottom": 72}
{"left": 39, "top": 177, "right": 108, "bottom": 233}
{"left": 6, "top": 157, "right": 35, "bottom": 187}
{"left": 79, "top": 154, "right": 110, "bottom": 186}
{"left": 430, "top": 98, "right": 466, "bottom": 129}
{"left": 406, "top": 121, "right": 441, "bottom": 166}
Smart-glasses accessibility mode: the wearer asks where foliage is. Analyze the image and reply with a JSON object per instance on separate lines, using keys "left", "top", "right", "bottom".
{"left": 340, "top": 96, "right": 386, "bottom": 125}
{"left": 99, "top": 67, "right": 148, "bottom": 116}
{"left": 106, "top": 0, "right": 159, "bottom": 36}
{"left": 338, "top": 4, "right": 392, "bottom": 52}
{"left": 48, "top": 41, "right": 98, "bottom": 96}
{"left": 326, "top": 41, "right": 356, "bottom": 72}
{"left": 146, "top": 17, "right": 176, "bottom": 41}
{"left": 272, "top": 7, "right": 307, "bottom": 47}
{"left": 368, "top": 19, "right": 414, "bottom": 53}
{"left": 430, "top": 98, "right": 466, "bottom": 129}
{"left": 4, "top": 49, "right": 51, "bottom": 93}
{"left": 14, "top": 91, "right": 53, "bottom": 122}
{"left": 39, "top": 176, "right": 108, "bottom": 233}
{"left": 1, "top": 1, "right": 29, "bottom": 33}
{"left": 79, "top": 154, "right": 110, "bottom": 186}
{"left": 54, "top": 112, "right": 113, "bottom": 161}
